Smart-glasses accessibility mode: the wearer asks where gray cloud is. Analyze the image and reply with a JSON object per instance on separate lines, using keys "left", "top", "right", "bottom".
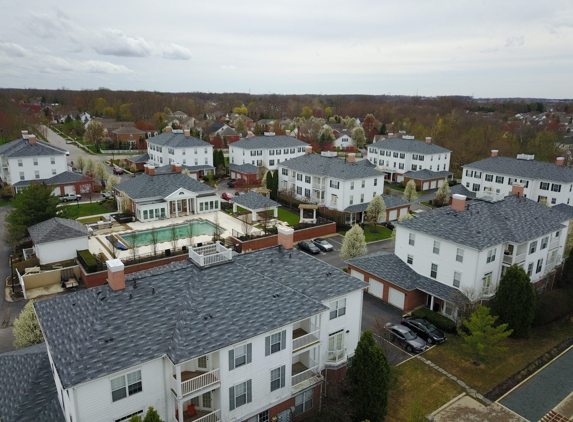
{"left": 0, "top": 42, "right": 28, "bottom": 57}
{"left": 94, "top": 29, "right": 153, "bottom": 57}
{"left": 505, "top": 36, "right": 525, "bottom": 47}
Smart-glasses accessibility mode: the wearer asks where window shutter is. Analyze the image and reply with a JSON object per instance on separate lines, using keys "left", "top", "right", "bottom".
{"left": 246, "top": 379, "right": 252, "bottom": 404}
{"left": 265, "top": 336, "right": 270, "bottom": 356}
{"left": 281, "top": 330, "right": 287, "bottom": 350}
{"left": 228, "top": 349, "right": 235, "bottom": 371}
{"left": 280, "top": 365, "right": 286, "bottom": 388}
{"left": 247, "top": 343, "right": 252, "bottom": 364}
{"left": 229, "top": 386, "right": 235, "bottom": 411}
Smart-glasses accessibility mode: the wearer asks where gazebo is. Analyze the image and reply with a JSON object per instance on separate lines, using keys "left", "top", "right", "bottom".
{"left": 232, "top": 191, "right": 279, "bottom": 222}
{"left": 298, "top": 204, "right": 318, "bottom": 224}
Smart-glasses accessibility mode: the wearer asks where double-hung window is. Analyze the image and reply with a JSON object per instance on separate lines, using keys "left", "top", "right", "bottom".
{"left": 295, "top": 390, "right": 313, "bottom": 415}
{"left": 33, "top": 158, "right": 38, "bottom": 166}
{"left": 551, "top": 183, "right": 561, "bottom": 192}
{"left": 407, "top": 254, "right": 413, "bottom": 265}
{"left": 536, "top": 259, "right": 543, "bottom": 274}
{"left": 453, "top": 271, "right": 461, "bottom": 288}
{"left": 540, "top": 182, "right": 549, "bottom": 190}
{"left": 305, "top": 175, "right": 311, "bottom": 183}
{"left": 430, "top": 263, "right": 438, "bottom": 279}
{"left": 297, "top": 173, "right": 302, "bottom": 181}
{"left": 111, "top": 370, "right": 142, "bottom": 402}
{"left": 529, "top": 241, "right": 537, "bottom": 254}
{"left": 282, "top": 168, "right": 288, "bottom": 176}
{"left": 229, "top": 380, "right": 252, "bottom": 410}
{"left": 270, "top": 366, "right": 286, "bottom": 391}
{"left": 265, "top": 330, "right": 286, "bottom": 355}
{"left": 409, "top": 233, "right": 415, "bottom": 246}
{"left": 485, "top": 174, "right": 493, "bottom": 182}
{"left": 486, "top": 248, "right": 496, "bottom": 263}
{"left": 482, "top": 273, "right": 493, "bottom": 296}
{"left": 456, "top": 248, "right": 464, "bottom": 262}
{"left": 329, "top": 298, "right": 346, "bottom": 319}
{"left": 433, "top": 241, "right": 440, "bottom": 254}
{"left": 248, "top": 411, "right": 269, "bottom": 422}
{"left": 496, "top": 176, "right": 504, "bottom": 184}
{"left": 229, "top": 344, "right": 252, "bottom": 370}
{"left": 330, "top": 180, "right": 339, "bottom": 189}
{"left": 541, "top": 236, "right": 548, "bottom": 250}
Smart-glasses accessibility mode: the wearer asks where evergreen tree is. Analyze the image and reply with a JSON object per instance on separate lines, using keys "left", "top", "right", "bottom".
{"left": 365, "top": 195, "right": 386, "bottom": 225}
{"left": 340, "top": 224, "right": 368, "bottom": 261}
{"left": 402, "top": 179, "right": 418, "bottom": 202}
{"left": 347, "top": 330, "right": 390, "bottom": 422}
{"left": 379, "top": 123, "right": 387, "bottom": 135}
{"left": 265, "top": 170, "right": 274, "bottom": 197}
{"left": 562, "top": 247, "right": 573, "bottom": 286}
{"left": 13, "top": 301, "right": 44, "bottom": 349}
{"left": 494, "top": 264, "right": 536, "bottom": 338}
{"left": 272, "top": 170, "right": 279, "bottom": 199}
{"left": 143, "top": 406, "right": 163, "bottom": 422}
{"left": 219, "top": 150, "right": 226, "bottom": 168}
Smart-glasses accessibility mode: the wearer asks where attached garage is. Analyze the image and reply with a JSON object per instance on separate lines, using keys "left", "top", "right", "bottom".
{"left": 388, "top": 287, "right": 405, "bottom": 309}
{"left": 430, "top": 181, "right": 437, "bottom": 189}
{"left": 64, "top": 185, "right": 76, "bottom": 195}
{"left": 368, "top": 279, "right": 384, "bottom": 299}
{"left": 388, "top": 209, "right": 398, "bottom": 221}
{"left": 422, "top": 181, "right": 430, "bottom": 190}
{"left": 349, "top": 269, "right": 364, "bottom": 281}
{"left": 398, "top": 207, "right": 409, "bottom": 218}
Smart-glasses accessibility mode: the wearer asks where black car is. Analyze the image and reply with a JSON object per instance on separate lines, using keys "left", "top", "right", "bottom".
{"left": 227, "top": 179, "right": 236, "bottom": 187}
{"left": 385, "top": 323, "right": 428, "bottom": 353}
{"left": 297, "top": 241, "right": 320, "bottom": 254}
{"left": 312, "top": 238, "right": 334, "bottom": 252}
{"left": 401, "top": 317, "right": 446, "bottom": 345}
{"left": 383, "top": 221, "right": 395, "bottom": 230}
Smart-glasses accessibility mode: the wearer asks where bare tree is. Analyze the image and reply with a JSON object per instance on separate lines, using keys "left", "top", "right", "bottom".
{"left": 108, "top": 234, "right": 118, "bottom": 259}
{"left": 129, "top": 234, "right": 138, "bottom": 264}
{"left": 241, "top": 214, "right": 252, "bottom": 238}
{"left": 149, "top": 227, "right": 159, "bottom": 257}
{"left": 170, "top": 224, "right": 178, "bottom": 253}
{"left": 212, "top": 212, "right": 223, "bottom": 243}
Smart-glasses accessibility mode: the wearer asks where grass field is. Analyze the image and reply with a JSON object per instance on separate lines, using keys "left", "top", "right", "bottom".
{"left": 61, "top": 201, "right": 116, "bottom": 219}
{"left": 340, "top": 224, "right": 392, "bottom": 242}
{"left": 0, "top": 198, "right": 11, "bottom": 207}
{"left": 277, "top": 208, "right": 299, "bottom": 225}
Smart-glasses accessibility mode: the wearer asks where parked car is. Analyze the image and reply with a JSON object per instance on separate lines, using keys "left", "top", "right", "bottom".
{"left": 113, "top": 167, "right": 124, "bottom": 175}
{"left": 385, "top": 323, "right": 428, "bottom": 353}
{"left": 235, "top": 191, "right": 246, "bottom": 196}
{"left": 66, "top": 140, "right": 73, "bottom": 144}
{"left": 221, "top": 192, "right": 233, "bottom": 201}
{"left": 60, "top": 193, "right": 81, "bottom": 202}
{"left": 383, "top": 221, "right": 395, "bottom": 230}
{"left": 312, "top": 238, "right": 334, "bottom": 252}
{"left": 297, "top": 240, "right": 321, "bottom": 255}
{"left": 102, "top": 191, "right": 114, "bottom": 199}
{"left": 227, "top": 179, "right": 236, "bottom": 187}
{"left": 401, "top": 317, "right": 446, "bottom": 345}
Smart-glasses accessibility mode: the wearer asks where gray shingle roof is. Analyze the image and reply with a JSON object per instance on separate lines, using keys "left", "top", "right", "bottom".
{"left": 279, "top": 154, "right": 383, "bottom": 180}
{"left": 369, "top": 138, "right": 451, "bottom": 154}
{"left": 0, "top": 343, "right": 65, "bottom": 422}
{"left": 552, "top": 203, "right": 573, "bottom": 220}
{"left": 28, "top": 217, "right": 88, "bottom": 244}
{"left": 398, "top": 195, "right": 568, "bottom": 250}
{"left": 348, "top": 252, "right": 467, "bottom": 305}
{"left": 154, "top": 164, "right": 214, "bottom": 173}
{"left": 231, "top": 135, "right": 307, "bottom": 149}
{"left": 402, "top": 169, "right": 452, "bottom": 180}
{"left": 463, "top": 156, "right": 573, "bottom": 183}
{"left": 450, "top": 184, "right": 476, "bottom": 199}
{"left": 232, "top": 191, "right": 279, "bottom": 210}
{"left": 344, "top": 194, "right": 410, "bottom": 213}
{"left": 34, "top": 247, "right": 366, "bottom": 388}
{"left": 128, "top": 153, "right": 150, "bottom": 163}
{"left": 115, "top": 172, "right": 215, "bottom": 200}
{"left": 0, "top": 137, "right": 67, "bottom": 158}
{"left": 229, "top": 163, "right": 258, "bottom": 174}
{"left": 147, "top": 133, "right": 211, "bottom": 148}
{"left": 45, "top": 171, "right": 85, "bottom": 185}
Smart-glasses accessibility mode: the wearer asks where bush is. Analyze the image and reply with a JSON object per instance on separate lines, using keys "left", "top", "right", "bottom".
{"left": 383, "top": 187, "right": 391, "bottom": 195}
{"left": 77, "top": 249, "right": 97, "bottom": 272}
{"left": 411, "top": 307, "right": 457, "bottom": 333}
{"left": 533, "top": 286, "right": 573, "bottom": 326}
{"left": 0, "top": 185, "right": 13, "bottom": 200}
{"left": 14, "top": 257, "right": 41, "bottom": 275}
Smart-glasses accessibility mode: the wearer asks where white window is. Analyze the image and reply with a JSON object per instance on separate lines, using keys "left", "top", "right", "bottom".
{"left": 453, "top": 271, "right": 461, "bottom": 288}
{"left": 35, "top": 171, "right": 40, "bottom": 179}
{"left": 50, "top": 157, "right": 55, "bottom": 164}
{"left": 349, "top": 195, "right": 353, "bottom": 205}
{"left": 407, "top": 254, "right": 413, "bottom": 265}
{"left": 541, "top": 236, "right": 548, "bottom": 250}
{"left": 362, "top": 180, "right": 365, "bottom": 188}
{"left": 270, "top": 366, "right": 285, "bottom": 391}
{"left": 266, "top": 331, "right": 286, "bottom": 355}
{"left": 17, "top": 159, "right": 22, "bottom": 167}
{"left": 529, "top": 241, "right": 537, "bottom": 254}
{"left": 456, "top": 248, "right": 464, "bottom": 263}
{"left": 536, "top": 259, "right": 543, "bottom": 274}
{"left": 496, "top": 176, "right": 504, "bottom": 183}
{"left": 230, "top": 344, "right": 251, "bottom": 370}
{"left": 195, "top": 158, "right": 198, "bottom": 165}
{"left": 297, "top": 173, "right": 303, "bottom": 181}
{"left": 360, "top": 194, "right": 364, "bottom": 203}
{"left": 248, "top": 411, "right": 269, "bottom": 422}
{"left": 433, "top": 241, "right": 440, "bottom": 254}
{"left": 19, "top": 172, "right": 24, "bottom": 181}
{"left": 540, "top": 182, "right": 549, "bottom": 190}
{"left": 409, "top": 233, "right": 415, "bottom": 246}
{"left": 350, "top": 182, "right": 354, "bottom": 190}
{"left": 330, "top": 180, "right": 339, "bottom": 189}
{"left": 327, "top": 331, "right": 344, "bottom": 362}
{"left": 486, "top": 248, "right": 496, "bottom": 263}
{"left": 527, "top": 262, "right": 533, "bottom": 276}
{"left": 331, "top": 194, "right": 338, "bottom": 205}
{"left": 33, "top": 158, "right": 38, "bottom": 166}
{"left": 296, "top": 186, "right": 302, "bottom": 195}
{"left": 482, "top": 273, "right": 493, "bottom": 296}
{"left": 269, "top": 159, "right": 275, "bottom": 166}
{"left": 229, "top": 380, "right": 251, "bottom": 410}
{"left": 374, "top": 178, "right": 378, "bottom": 186}
{"left": 305, "top": 175, "right": 311, "bottom": 183}
{"left": 430, "top": 263, "right": 438, "bottom": 279}
{"left": 111, "top": 370, "right": 142, "bottom": 402}
{"left": 52, "top": 169, "right": 56, "bottom": 175}
{"left": 329, "top": 298, "right": 346, "bottom": 320}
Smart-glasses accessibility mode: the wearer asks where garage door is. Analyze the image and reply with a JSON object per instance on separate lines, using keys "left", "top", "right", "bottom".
{"left": 388, "top": 287, "right": 405, "bottom": 309}
{"left": 64, "top": 185, "right": 76, "bottom": 194}
{"left": 399, "top": 207, "right": 409, "bottom": 218}
{"left": 349, "top": 269, "right": 364, "bottom": 281}
{"left": 369, "top": 279, "right": 383, "bottom": 298}
{"left": 430, "top": 181, "right": 437, "bottom": 189}
{"left": 437, "top": 180, "right": 444, "bottom": 187}
{"left": 388, "top": 209, "right": 398, "bottom": 221}
{"left": 423, "top": 182, "right": 429, "bottom": 190}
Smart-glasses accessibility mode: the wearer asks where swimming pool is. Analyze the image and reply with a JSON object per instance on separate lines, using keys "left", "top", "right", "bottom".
{"left": 119, "top": 221, "right": 223, "bottom": 247}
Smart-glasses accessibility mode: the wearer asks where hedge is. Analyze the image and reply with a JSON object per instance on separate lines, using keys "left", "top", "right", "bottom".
{"left": 411, "top": 307, "right": 457, "bottom": 333}
{"left": 77, "top": 249, "right": 98, "bottom": 272}
{"left": 15, "top": 257, "right": 41, "bottom": 275}
{"left": 533, "top": 286, "right": 573, "bottom": 326}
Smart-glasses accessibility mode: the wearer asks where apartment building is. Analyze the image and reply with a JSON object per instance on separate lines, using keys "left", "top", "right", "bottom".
{"left": 229, "top": 136, "right": 307, "bottom": 171}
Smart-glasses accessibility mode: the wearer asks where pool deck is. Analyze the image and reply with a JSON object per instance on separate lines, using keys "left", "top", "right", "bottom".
{"left": 88, "top": 211, "right": 255, "bottom": 261}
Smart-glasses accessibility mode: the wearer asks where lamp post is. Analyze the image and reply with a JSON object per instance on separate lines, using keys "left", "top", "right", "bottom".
{"left": 9, "top": 254, "right": 14, "bottom": 293}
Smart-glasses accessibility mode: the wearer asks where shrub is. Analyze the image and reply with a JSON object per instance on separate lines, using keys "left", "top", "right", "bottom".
{"left": 533, "top": 286, "right": 573, "bottom": 326}
{"left": 14, "top": 257, "right": 41, "bottom": 275}
{"left": 411, "top": 307, "right": 457, "bottom": 333}
{"left": 0, "top": 185, "right": 13, "bottom": 200}
{"left": 77, "top": 249, "right": 98, "bottom": 272}
{"left": 383, "top": 187, "right": 391, "bottom": 195}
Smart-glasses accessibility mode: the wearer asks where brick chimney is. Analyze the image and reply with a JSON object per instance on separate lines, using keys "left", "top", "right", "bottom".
{"left": 165, "top": 127, "right": 172, "bottom": 133}
{"left": 174, "top": 163, "right": 182, "bottom": 173}
{"left": 388, "top": 133, "right": 394, "bottom": 138}
{"left": 305, "top": 146, "right": 312, "bottom": 155}
{"left": 511, "top": 183, "right": 525, "bottom": 198}
{"left": 556, "top": 157, "right": 565, "bottom": 166}
{"left": 28, "top": 134, "right": 37, "bottom": 144}
{"left": 286, "top": 130, "right": 291, "bottom": 137}
{"left": 184, "top": 129, "right": 190, "bottom": 137}
{"left": 425, "top": 137, "right": 432, "bottom": 144}
{"left": 21, "top": 130, "right": 29, "bottom": 139}
{"left": 148, "top": 165, "right": 155, "bottom": 176}
{"left": 278, "top": 226, "right": 294, "bottom": 249}
{"left": 451, "top": 194, "right": 467, "bottom": 212}
{"left": 247, "top": 131, "right": 254, "bottom": 138}
{"left": 491, "top": 150, "right": 499, "bottom": 158}
{"left": 347, "top": 153, "right": 356, "bottom": 163}
{"left": 143, "top": 164, "right": 149, "bottom": 174}
{"left": 171, "top": 163, "right": 176, "bottom": 171}
{"left": 106, "top": 259, "right": 125, "bottom": 291}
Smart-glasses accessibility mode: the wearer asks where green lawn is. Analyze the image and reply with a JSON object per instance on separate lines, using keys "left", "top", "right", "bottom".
{"left": 340, "top": 224, "right": 392, "bottom": 242}
{"left": 277, "top": 208, "right": 299, "bottom": 225}
{"left": 389, "top": 185, "right": 405, "bottom": 192}
{"left": 0, "top": 198, "right": 11, "bottom": 207}
{"left": 420, "top": 201, "right": 436, "bottom": 208}
{"left": 60, "top": 201, "right": 116, "bottom": 219}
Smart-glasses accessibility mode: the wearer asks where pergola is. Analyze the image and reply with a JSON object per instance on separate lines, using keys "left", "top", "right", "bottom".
{"left": 232, "top": 191, "right": 279, "bottom": 222}
{"left": 298, "top": 204, "right": 318, "bottom": 224}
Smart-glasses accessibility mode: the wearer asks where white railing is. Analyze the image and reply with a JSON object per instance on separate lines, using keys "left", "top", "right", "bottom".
{"left": 502, "top": 252, "right": 527, "bottom": 265}
{"left": 312, "top": 183, "right": 324, "bottom": 190}
{"left": 549, "top": 239, "right": 560, "bottom": 250}
{"left": 293, "top": 324, "right": 320, "bottom": 352}
{"left": 188, "top": 242, "right": 233, "bottom": 267}
{"left": 327, "top": 349, "right": 346, "bottom": 363}
{"left": 181, "top": 368, "right": 220, "bottom": 396}
{"left": 195, "top": 409, "right": 221, "bottom": 422}
{"left": 292, "top": 360, "right": 319, "bottom": 388}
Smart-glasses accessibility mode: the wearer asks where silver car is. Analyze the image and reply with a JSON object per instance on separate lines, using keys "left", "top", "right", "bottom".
{"left": 312, "top": 238, "right": 334, "bottom": 252}
{"left": 385, "top": 323, "right": 428, "bottom": 353}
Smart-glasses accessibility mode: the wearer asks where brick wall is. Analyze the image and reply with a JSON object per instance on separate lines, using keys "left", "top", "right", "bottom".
{"left": 231, "top": 235, "right": 278, "bottom": 253}
{"left": 293, "top": 222, "right": 336, "bottom": 242}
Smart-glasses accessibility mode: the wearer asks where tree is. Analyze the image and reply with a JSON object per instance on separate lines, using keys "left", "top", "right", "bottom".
{"left": 94, "top": 161, "right": 108, "bottom": 186}
{"left": 562, "top": 247, "right": 573, "bottom": 286}
{"left": 434, "top": 181, "right": 451, "bottom": 206}
{"left": 347, "top": 330, "right": 390, "bottom": 422}
{"left": 234, "top": 117, "right": 247, "bottom": 133}
{"left": 379, "top": 123, "right": 387, "bottom": 135}
{"left": 352, "top": 126, "right": 366, "bottom": 149}
{"left": 106, "top": 174, "right": 121, "bottom": 192}
{"left": 402, "top": 179, "right": 418, "bottom": 203}
{"left": 143, "top": 406, "right": 163, "bottom": 422}
{"left": 340, "top": 224, "right": 368, "bottom": 261}
{"left": 84, "top": 120, "right": 105, "bottom": 149}
{"left": 366, "top": 195, "right": 386, "bottom": 225}
{"left": 83, "top": 157, "right": 96, "bottom": 175}
{"left": 5, "top": 183, "right": 60, "bottom": 244}
{"left": 344, "top": 115, "right": 358, "bottom": 130}
{"left": 300, "top": 106, "right": 313, "bottom": 119}
{"left": 459, "top": 305, "right": 512, "bottom": 365}
{"left": 13, "top": 301, "right": 44, "bottom": 349}
{"left": 76, "top": 154, "right": 85, "bottom": 173}
{"left": 318, "top": 125, "right": 335, "bottom": 147}
{"left": 494, "top": 265, "right": 536, "bottom": 338}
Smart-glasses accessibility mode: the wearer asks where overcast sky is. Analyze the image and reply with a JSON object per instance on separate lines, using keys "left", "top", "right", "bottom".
{"left": 1, "top": 1, "right": 572, "bottom": 99}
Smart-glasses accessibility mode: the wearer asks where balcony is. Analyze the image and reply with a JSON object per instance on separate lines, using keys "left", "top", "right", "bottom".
{"left": 502, "top": 252, "right": 527, "bottom": 265}
{"left": 188, "top": 243, "right": 232, "bottom": 268}
{"left": 292, "top": 359, "right": 322, "bottom": 393}
{"left": 174, "top": 368, "right": 220, "bottom": 397}
{"left": 326, "top": 348, "right": 346, "bottom": 365}
{"left": 548, "top": 239, "right": 560, "bottom": 250}
{"left": 293, "top": 323, "right": 320, "bottom": 353}
{"left": 172, "top": 408, "right": 221, "bottom": 422}
{"left": 312, "top": 182, "right": 325, "bottom": 190}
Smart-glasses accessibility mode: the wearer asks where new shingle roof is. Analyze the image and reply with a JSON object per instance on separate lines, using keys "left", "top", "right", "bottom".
{"left": 463, "top": 156, "right": 573, "bottom": 183}
{"left": 115, "top": 172, "right": 215, "bottom": 200}
{"left": 279, "top": 154, "right": 383, "bottom": 180}
{"left": 231, "top": 135, "right": 307, "bottom": 149}
{"left": 397, "top": 195, "right": 568, "bottom": 250}
{"left": 344, "top": 194, "right": 410, "bottom": 213}
{"left": 228, "top": 163, "right": 258, "bottom": 174}
{"left": 402, "top": 169, "right": 452, "bottom": 180}
{"left": 369, "top": 138, "right": 451, "bottom": 154}
{"left": 147, "top": 132, "right": 211, "bottom": 148}
{"left": 111, "top": 126, "right": 146, "bottom": 135}
{"left": 13, "top": 170, "right": 83, "bottom": 187}
{"left": 28, "top": 217, "right": 88, "bottom": 244}
{"left": 34, "top": 247, "right": 366, "bottom": 388}
{"left": 0, "top": 137, "right": 67, "bottom": 158}
{"left": 347, "top": 252, "right": 467, "bottom": 305}
{"left": 0, "top": 343, "right": 64, "bottom": 422}
{"left": 232, "top": 191, "right": 279, "bottom": 210}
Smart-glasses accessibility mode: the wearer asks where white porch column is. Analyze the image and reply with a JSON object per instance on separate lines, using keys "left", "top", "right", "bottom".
{"left": 251, "top": 209, "right": 257, "bottom": 222}
{"left": 177, "top": 401, "right": 184, "bottom": 422}
{"left": 233, "top": 204, "right": 237, "bottom": 213}
{"left": 313, "top": 209, "right": 316, "bottom": 220}
{"left": 175, "top": 200, "right": 179, "bottom": 218}
{"left": 429, "top": 295, "right": 435, "bottom": 311}
{"left": 187, "top": 198, "right": 190, "bottom": 216}
{"left": 273, "top": 208, "right": 278, "bottom": 217}
{"left": 299, "top": 208, "right": 304, "bottom": 220}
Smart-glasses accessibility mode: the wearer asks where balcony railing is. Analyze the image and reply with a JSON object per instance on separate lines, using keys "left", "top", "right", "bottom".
{"left": 549, "top": 239, "right": 560, "bottom": 250}
{"left": 292, "top": 359, "right": 321, "bottom": 391}
{"left": 502, "top": 252, "right": 527, "bottom": 265}
{"left": 188, "top": 243, "right": 232, "bottom": 267}
{"left": 312, "top": 182, "right": 325, "bottom": 190}
{"left": 180, "top": 368, "right": 220, "bottom": 396}
{"left": 326, "top": 349, "right": 346, "bottom": 364}
{"left": 292, "top": 323, "right": 320, "bottom": 352}
{"left": 172, "top": 409, "right": 221, "bottom": 422}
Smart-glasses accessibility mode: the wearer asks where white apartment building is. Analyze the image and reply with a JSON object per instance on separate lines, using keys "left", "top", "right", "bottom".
{"left": 229, "top": 136, "right": 308, "bottom": 170}
{"left": 0, "top": 130, "right": 68, "bottom": 186}
{"left": 461, "top": 151, "right": 573, "bottom": 206}
{"left": 29, "top": 235, "right": 366, "bottom": 422}
{"left": 145, "top": 128, "right": 214, "bottom": 177}
{"left": 277, "top": 151, "right": 384, "bottom": 212}
{"left": 367, "top": 136, "right": 451, "bottom": 182}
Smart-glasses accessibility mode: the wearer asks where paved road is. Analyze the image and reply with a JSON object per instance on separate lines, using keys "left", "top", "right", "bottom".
{"left": 311, "top": 234, "right": 394, "bottom": 269}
